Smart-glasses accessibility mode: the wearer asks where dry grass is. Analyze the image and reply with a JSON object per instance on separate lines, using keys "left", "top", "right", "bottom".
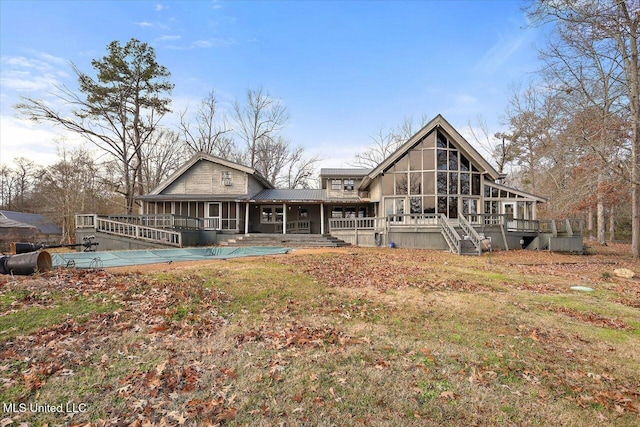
{"left": 0, "top": 244, "right": 638, "bottom": 426}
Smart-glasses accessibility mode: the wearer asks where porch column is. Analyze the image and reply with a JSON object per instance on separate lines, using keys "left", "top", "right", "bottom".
{"left": 320, "top": 203, "right": 325, "bottom": 235}
{"left": 235, "top": 202, "right": 240, "bottom": 232}
{"left": 283, "top": 203, "right": 287, "bottom": 234}
{"left": 245, "top": 203, "right": 250, "bottom": 235}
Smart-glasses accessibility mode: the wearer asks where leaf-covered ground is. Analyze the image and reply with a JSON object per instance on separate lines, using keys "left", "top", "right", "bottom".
{"left": 0, "top": 244, "right": 638, "bottom": 426}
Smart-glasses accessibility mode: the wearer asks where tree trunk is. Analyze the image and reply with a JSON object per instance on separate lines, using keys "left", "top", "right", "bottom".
{"left": 609, "top": 209, "right": 615, "bottom": 242}
{"left": 587, "top": 206, "right": 594, "bottom": 241}
{"left": 597, "top": 172, "right": 605, "bottom": 244}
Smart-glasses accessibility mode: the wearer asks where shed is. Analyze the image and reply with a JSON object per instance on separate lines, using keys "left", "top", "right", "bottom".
{"left": 0, "top": 210, "right": 62, "bottom": 252}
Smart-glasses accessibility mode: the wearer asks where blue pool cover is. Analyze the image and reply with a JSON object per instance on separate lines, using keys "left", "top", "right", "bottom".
{"left": 51, "top": 247, "right": 291, "bottom": 269}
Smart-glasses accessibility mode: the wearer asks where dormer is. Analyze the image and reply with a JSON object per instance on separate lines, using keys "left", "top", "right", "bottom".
{"left": 320, "top": 168, "right": 371, "bottom": 200}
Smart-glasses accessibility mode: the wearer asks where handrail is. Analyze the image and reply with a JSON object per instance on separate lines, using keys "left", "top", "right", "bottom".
{"left": 91, "top": 217, "right": 182, "bottom": 247}
{"left": 386, "top": 213, "right": 440, "bottom": 227}
{"left": 458, "top": 214, "right": 482, "bottom": 255}
{"left": 97, "top": 217, "right": 181, "bottom": 246}
{"left": 76, "top": 214, "right": 97, "bottom": 228}
{"left": 108, "top": 214, "right": 202, "bottom": 230}
{"left": 329, "top": 217, "right": 385, "bottom": 230}
{"left": 439, "top": 214, "right": 461, "bottom": 255}
{"left": 275, "top": 220, "right": 311, "bottom": 233}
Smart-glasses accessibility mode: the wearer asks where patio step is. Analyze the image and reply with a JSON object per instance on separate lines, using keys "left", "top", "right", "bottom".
{"left": 220, "top": 234, "right": 351, "bottom": 248}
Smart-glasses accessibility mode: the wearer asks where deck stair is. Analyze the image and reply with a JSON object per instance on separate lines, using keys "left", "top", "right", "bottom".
{"left": 221, "top": 233, "right": 350, "bottom": 248}
{"left": 438, "top": 214, "right": 482, "bottom": 256}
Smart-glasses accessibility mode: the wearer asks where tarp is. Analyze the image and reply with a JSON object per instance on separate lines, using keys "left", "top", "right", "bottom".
{"left": 51, "top": 246, "right": 291, "bottom": 269}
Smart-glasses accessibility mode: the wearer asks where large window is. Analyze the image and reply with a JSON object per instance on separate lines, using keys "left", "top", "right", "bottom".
{"left": 382, "top": 129, "right": 482, "bottom": 218}
{"left": 331, "top": 179, "right": 342, "bottom": 190}
{"left": 261, "top": 206, "right": 283, "bottom": 223}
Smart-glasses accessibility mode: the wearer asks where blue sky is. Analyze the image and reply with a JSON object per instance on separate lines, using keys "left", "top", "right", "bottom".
{"left": 0, "top": 0, "right": 540, "bottom": 169}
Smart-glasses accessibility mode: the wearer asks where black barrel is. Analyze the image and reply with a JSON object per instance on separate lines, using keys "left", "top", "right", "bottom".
{"left": 0, "top": 251, "right": 53, "bottom": 275}
{"left": 10, "top": 242, "right": 45, "bottom": 254}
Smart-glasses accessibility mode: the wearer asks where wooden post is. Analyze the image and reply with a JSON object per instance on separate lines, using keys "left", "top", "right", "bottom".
{"left": 245, "top": 203, "right": 250, "bottom": 235}
{"left": 283, "top": 203, "right": 287, "bottom": 234}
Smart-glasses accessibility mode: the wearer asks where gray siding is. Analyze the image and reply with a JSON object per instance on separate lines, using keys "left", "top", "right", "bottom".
{"left": 248, "top": 175, "right": 266, "bottom": 198}
{"left": 163, "top": 160, "right": 248, "bottom": 196}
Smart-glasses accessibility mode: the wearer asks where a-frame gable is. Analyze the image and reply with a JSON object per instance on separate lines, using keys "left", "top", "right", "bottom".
{"left": 361, "top": 114, "right": 499, "bottom": 190}
{"left": 148, "top": 152, "right": 273, "bottom": 196}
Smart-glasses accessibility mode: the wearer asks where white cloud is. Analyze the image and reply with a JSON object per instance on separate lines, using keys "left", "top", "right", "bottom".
{"left": 0, "top": 115, "right": 86, "bottom": 167}
{"left": 155, "top": 3, "right": 168, "bottom": 12}
{"left": 134, "top": 21, "right": 154, "bottom": 27}
{"left": 193, "top": 40, "right": 213, "bottom": 48}
{"left": 474, "top": 29, "right": 534, "bottom": 74}
{"left": 212, "top": 0, "right": 224, "bottom": 10}
{"left": 0, "top": 54, "right": 71, "bottom": 102}
{"left": 165, "top": 38, "right": 236, "bottom": 50}
{"left": 455, "top": 94, "right": 478, "bottom": 106}
{"left": 0, "top": 70, "right": 62, "bottom": 92}
{"left": 36, "top": 52, "right": 68, "bottom": 66}
{"left": 158, "top": 35, "right": 181, "bottom": 41}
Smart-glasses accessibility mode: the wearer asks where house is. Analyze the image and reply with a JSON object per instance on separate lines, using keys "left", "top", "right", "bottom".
{"left": 76, "top": 114, "right": 583, "bottom": 254}
{"left": 0, "top": 210, "right": 62, "bottom": 252}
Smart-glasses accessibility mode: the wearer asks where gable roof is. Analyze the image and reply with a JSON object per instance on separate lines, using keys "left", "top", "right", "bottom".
{"left": 360, "top": 114, "right": 500, "bottom": 189}
{"left": 146, "top": 152, "right": 274, "bottom": 196}
{"left": 0, "top": 210, "right": 62, "bottom": 235}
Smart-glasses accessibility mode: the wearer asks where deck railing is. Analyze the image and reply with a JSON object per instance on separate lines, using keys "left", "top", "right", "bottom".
{"left": 385, "top": 213, "right": 441, "bottom": 227}
{"left": 203, "top": 218, "right": 220, "bottom": 230}
{"left": 108, "top": 214, "right": 202, "bottom": 230}
{"left": 275, "top": 220, "right": 311, "bottom": 233}
{"left": 329, "top": 217, "right": 385, "bottom": 230}
{"left": 76, "top": 214, "right": 181, "bottom": 247}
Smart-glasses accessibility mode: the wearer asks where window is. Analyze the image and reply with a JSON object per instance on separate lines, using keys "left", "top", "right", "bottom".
{"left": 395, "top": 174, "right": 408, "bottom": 195}
{"left": 343, "top": 179, "right": 355, "bottom": 191}
{"left": 261, "top": 206, "right": 283, "bottom": 223}
{"left": 261, "top": 207, "right": 273, "bottom": 223}
{"left": 331, "top": 179, "right": 342, "bottom": 190}
{"left": 472, "top": 174, "right": 481, "bottom": 195}
{"left": 410, "top": 197, "right": 422, "bottom": 214}
{"left": 345, "top": 207, "right": 356, "bottom": 218}
{"left": 222, "top": 171, "right": 232, "bottom": 186}
{"left": 331, "top": 206, "right": 343, "bottom": 218}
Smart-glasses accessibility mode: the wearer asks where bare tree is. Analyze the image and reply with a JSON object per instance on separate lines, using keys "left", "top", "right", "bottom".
{"left": 350, "top": 116, "right": 429, "bottom": 169}
{"left": 528, "top": 0, "right": 640, "bottom": 256}
{"left": 467, "top": 115, "right": 519, "bottom": 176}
{"left": 178, "top": 90, "right": 237, "bottom": 159}
{"left": 32, "top": 147, "right": 111, "bottom": 242}
{"left": 141, "top": 129, "right": 189, "bottom": 194}
{"left": 15, "top": 39, "right": 174, "bottom": 214}
{"left": 0, "top": 164, "right": 19, "bottom": 210}
{"left": 284, "top": 146, "right": 321, "bottom": 189}
{"left": 253, "top": 136, "right": 291, "bottom": 186}
{"left": 233, "top": 86, "right": 289, "bottom": 169}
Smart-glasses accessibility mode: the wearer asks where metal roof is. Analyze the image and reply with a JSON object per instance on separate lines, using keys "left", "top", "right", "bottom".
{"left": 320, "top": 168, "right": 371, "bottom": 177}
{"left": 136, "top": 194, "right": 250, "bottom": 202}
{"left": 0, "top": 210, "right": 62, "bottom": 235}
{"left": 252, "top": 189, "right": 326, "bottom": 202}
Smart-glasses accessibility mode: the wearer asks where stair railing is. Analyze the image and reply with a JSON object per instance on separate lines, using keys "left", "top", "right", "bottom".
{"left": 458, "top": 214, "right": 483, "bottom": 255}
{"left": 439, "top": 214, "right": 461, "bottom": 255}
